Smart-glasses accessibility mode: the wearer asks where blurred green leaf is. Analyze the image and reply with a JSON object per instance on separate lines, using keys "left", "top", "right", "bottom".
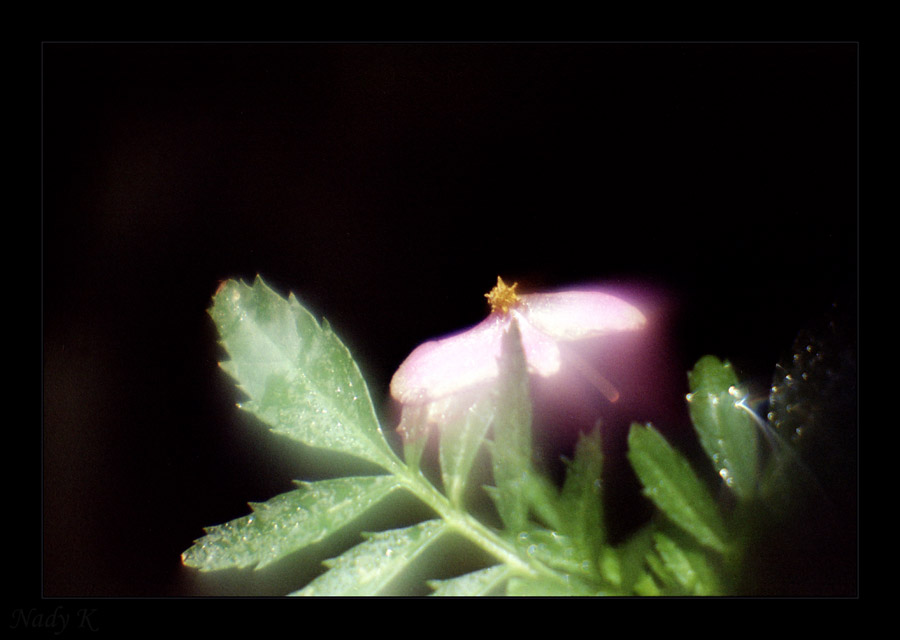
{"left": 506, "top": 573, "right": 595, "bottom": 596}
{"left": 627, "top": 423, "right": 728, "bottom": 553}
{"left": 429, "top": 565, "right": 511, "bottom": 596}
{"left": 396, "top": 402, "right": 430, "bottom": 471}
{"left": 633, "top": 572, "right": 663, "bottom": 596}
{"left": 687, "top": 354, "right": 740, "bottom": 394}
{"left": 650, "top": 531, "right": 723, "bottom": 595}
{"left": 597, "top": 524, "right": 655, "bottom": 595}
{"left": 489, "top": 320, "right": 534, "bottom": 532}
{"left": 559, "top": 427, "right": 605, "bottom": 564}
{"left": 182, "top": 475, "right": 400, "bottom": 571}
{"left": 687, "top": 356, "right": 759, "bottom": 500}
{"left": 210, "top": 277, "right": 398, "bottom": 470}
{"left": 439, "top": 388, "right": 495, "bottom": 507}
{"left": 512, "top": 526, "right": 592, "bottom": 577}
{"left": 292, "top": 519, "right": 448, "bottom": 596}
{"left": 522, "top": 473, "right": 566, "bottom": 533}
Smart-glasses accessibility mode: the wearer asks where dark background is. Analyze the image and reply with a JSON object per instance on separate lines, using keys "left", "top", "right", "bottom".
{"left": 40, "top": 43, "right": 857, "bottom": 598}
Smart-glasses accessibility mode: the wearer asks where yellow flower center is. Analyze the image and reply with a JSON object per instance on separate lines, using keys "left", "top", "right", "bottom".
{"left": 485, "top": 276, "right": 520, "bottom": 314}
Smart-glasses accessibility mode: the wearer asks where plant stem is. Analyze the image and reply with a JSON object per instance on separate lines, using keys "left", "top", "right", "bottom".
{"left": 392, "top": 464, "right": 568, "bottom": 585}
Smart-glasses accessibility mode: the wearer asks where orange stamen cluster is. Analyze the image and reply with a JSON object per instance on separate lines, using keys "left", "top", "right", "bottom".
{"left": 485, "top": 276, "right": 520, "bottom": 314}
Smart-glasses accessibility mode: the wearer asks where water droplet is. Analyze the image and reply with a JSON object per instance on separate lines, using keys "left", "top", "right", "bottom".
{"left": 718, "top": 467, "right": 733, "bottom": 486}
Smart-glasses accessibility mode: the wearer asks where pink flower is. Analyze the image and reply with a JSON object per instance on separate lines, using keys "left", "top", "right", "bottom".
{"left": 390, "top": 277, "right": 647, "bottom": 406}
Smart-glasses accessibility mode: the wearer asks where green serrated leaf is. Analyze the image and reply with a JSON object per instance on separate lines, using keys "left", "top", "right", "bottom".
{"left": 182, "top": 475, "right": 401, "bottom": 571}
{"left": 687, "top": 354, "right": 741, "bottom": 394}
{"left": 633, "top": 572, "right": 663, "bottom": 596}
{"left": 396, "top": 402, "right": 430, "bottom": 471}
{"left": 210, "top": 277, "right": 399, "bottom": 470}
{"left": 428, "top": 565, "right": 511, "bottom": 596}
{"left": 512, "top": 527, "right": 592, "bottom": 577}
{"left": 651, "top": 531, "right": 722, "bottom": 596}
{"left": 597, "top": 524, "right": 655, "bottom": 594}
{"left": 506, "top": 573, "right": 595, "bottom": 596}
{"left": 490, "top": 320, "right": 534, "bottom": 531}
{"left": 687, "top": 356, "right": 759, "bottom": 500}
{"left": 520, "top": 473, "right": 565, "bottom": 532}
{"left": 645, "top": 547, "right": 677, "bottom": 592}
{"left": 559, "top": 427, "right": 605, "bottom": 563}
{"left": 439, "top": 388, "right": 495, "bottom": 507}
{"left": 627, "top": 423, "right": 728, "bottom": 553}
{"left": 292, "top": 519, "right": 448, "bottom": 596}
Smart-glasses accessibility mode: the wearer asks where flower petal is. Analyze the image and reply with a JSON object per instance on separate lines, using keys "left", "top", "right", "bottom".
{"left": 513, "top": 311, "right": 562, "bottom": 376}
{"left": 390, "top": 286, "right": 646, "bottom": 406}
{"left": 520, "top": 290, "right": 646, "bottom": 341}
{"left": 390, "top": 315, "right": 508, "bottom": 404}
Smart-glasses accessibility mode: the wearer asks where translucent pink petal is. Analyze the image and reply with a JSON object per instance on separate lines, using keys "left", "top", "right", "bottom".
{"left": 513, "top": 311, "right": 562, "bottom": 376}
{"left": 390, "top": 287, "right": 646, "bottom": 405}
{"left": 390, "top": 315, "right": 509, "bottom": 404}
{"left": 390, "top": 312, "right": 567, "bottom": 404}
{"left": 520, "top": 290, "right": 646, "bottom": 341}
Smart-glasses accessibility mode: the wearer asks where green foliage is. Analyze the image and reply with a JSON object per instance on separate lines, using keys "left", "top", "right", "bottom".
{"left": 428, "top": 565, "right": 511, "bottom": 596}
{"left": 559, "top": 429, "right": 605, "bottom": 560}
{"left": 292, "top": 520, "right": 448, "bottom": 596}
{"left": 687, "top": 355, "right": 759, "bottom": 500}
{"left": 437, "top": 388, "right": 495, "bottom": 508}
{"left": 627, "top": 423, "right": 729, "bottom": 553}
{"left": 182, "top": 476, "right": 400, "bottom": 571}
{"left": 210, "top": 277, "right": 400, "bottom": 471}
{"left": 183, "top": 276, "right": 846, "bottom": 596}
{"left": 648, "top": 530, "right": 723, "bottom": 596}
{"left": 597, "top": 525, "right": 656, "bottom": 595}
{"left": 487, "top": 321, "right": 535, "bottom": 532}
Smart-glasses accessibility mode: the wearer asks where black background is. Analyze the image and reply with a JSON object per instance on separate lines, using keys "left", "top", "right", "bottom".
{"left": 40, "top": 42, "right": 857, "bottom": 599}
